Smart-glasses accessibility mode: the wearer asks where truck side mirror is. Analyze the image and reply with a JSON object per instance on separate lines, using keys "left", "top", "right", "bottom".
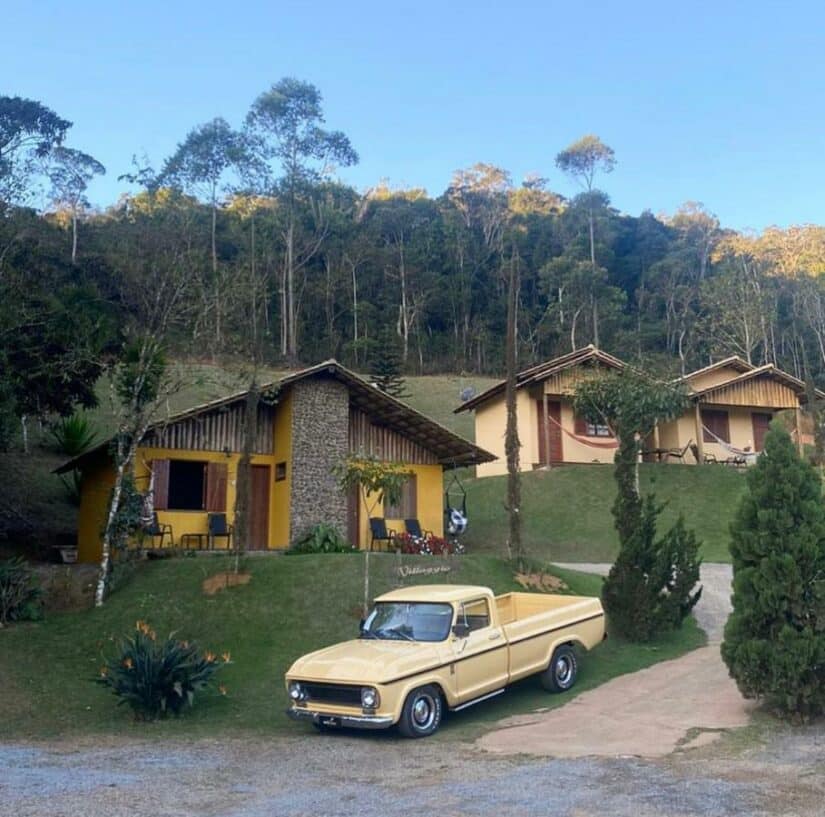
{"left": 452, "top": 622, "right": 470, "bottom": 639}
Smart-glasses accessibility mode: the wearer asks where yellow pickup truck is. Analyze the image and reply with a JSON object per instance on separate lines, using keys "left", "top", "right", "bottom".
{"left": 286, "top": 584, "right": 605, "bottom": 737}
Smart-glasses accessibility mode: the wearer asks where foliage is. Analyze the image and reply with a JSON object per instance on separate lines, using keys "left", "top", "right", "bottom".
{"left": 721, "top": 428, "right": 825, "bottom": 718}
{"left": 95, "top": 620, "right": 229, "bottom": 720}
{"left": 395, "top": 532, "right": 455, "bottom": 555}
{"left": 370, "top": 326, "right": 410, "bottom": 398}
{"left": 50, "top": 412, "right": 99, "bottom": 457}
{"left": 104, "top": 473, "right": 145, "bottom": 553}
{"left": 288, "top": 523, "right": 354, "bottom": 554}
{"left": 114, "top": 341, "right": 166, "bottom": 413}
{"left": 0, "top": 557, "right": 42, "bottom": 626}
{"left": 334, "top": 455, "right": 409, "bottom": 515}
{"left": 601, "top": 499, "right": 702, "bottom": 641}
{"left": 574, "top": 371, "right": 700, "bottom": 640}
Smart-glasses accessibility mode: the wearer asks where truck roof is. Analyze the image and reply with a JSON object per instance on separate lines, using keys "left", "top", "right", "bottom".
{"left": 375, "top": 585, "right": 491, "bottom": 604}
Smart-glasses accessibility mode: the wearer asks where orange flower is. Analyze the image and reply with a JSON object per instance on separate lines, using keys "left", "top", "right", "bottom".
{"left": 204, "top": 651, "right": 216, "bottom": 663}
{"left": 180, "top": 641, "right": 189, "bottom": 649}
{"left": 218, "top": 684, "right": 228, "bottom": 696}
{"left": 123, "top": 657, "right": 134, "bottom": 669}
{"left": 99, "top": 667, "right": 108, "bottom": 678}
{"left": 221, "top": 652, "right": 231, "bottom": 663}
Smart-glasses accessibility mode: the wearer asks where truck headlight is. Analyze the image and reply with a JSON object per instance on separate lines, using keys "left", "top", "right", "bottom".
{"left": 361, "top": 686, "right": 380, "bottom": 709}
{"left": 288, "top": 681, "right": 307, "bottom": 702}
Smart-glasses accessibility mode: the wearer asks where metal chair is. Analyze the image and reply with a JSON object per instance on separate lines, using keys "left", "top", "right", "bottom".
{"left": 404, "top": 518, "right": 433, "bottom": 541}
{"left": 208, "top": 513, "right": 234, "bottom": 550}
{"left": 143, "top": 512, "right": 173, "bottom": 548}
{"left": 369, "top": 517, "right": 397, "bottom": 551}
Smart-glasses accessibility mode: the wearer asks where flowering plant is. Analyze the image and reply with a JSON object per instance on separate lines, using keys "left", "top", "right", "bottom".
{"left": 95, "top": 620, "right": 230, "bottom": 720}
{"left": 395, "top": 532, "right": 456, "bottom": 556}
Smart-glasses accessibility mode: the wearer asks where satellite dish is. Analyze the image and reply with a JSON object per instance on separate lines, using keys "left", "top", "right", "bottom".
{"left": 459, "top": 386, "right": 477, "bottom": 403}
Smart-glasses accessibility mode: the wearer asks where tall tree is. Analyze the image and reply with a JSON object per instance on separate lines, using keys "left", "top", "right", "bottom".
{"left": 556, "top": 135, "right": 616, "bottom": 346}
{"left": 245, "top": 78, "right": 358, "bottom": 360}
{"left": 504, "top": 249, "right": 523, "bottom": 568}
{"left": 47, "top": 146, "right": 105, "bottom": 264}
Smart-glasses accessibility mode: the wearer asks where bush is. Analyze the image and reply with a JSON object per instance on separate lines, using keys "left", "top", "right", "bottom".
{"left": 721, "top": 428, "right": 825, "bottom": 718}
{"left": 96, "top": 621, "right": 229, "bottom": 720}
{"left": 395, "top": 532, "right": 456, "bottom": 556}
{"left": 602, "top": 497, "right": 702, "bottom": 641}
{"left": 288, "top": 523, "right": 354, "bottom": 554}
{"left": 50, "top": 412, "right": 99, "bottom": 457}
{"left": 0, "top": 557, "right": 42, "bottom": 626}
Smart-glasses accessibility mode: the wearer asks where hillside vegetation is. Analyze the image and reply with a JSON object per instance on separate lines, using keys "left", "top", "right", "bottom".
{"left": 0, "top": 554, "right": 703, "bottom": 740}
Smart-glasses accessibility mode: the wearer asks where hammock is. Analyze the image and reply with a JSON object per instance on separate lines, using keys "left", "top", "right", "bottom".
{"left": 701, "top": 425, "right": 759, "bottom": 462}
{"left": 544, "top": 411, "right": 619, "bottom": 449}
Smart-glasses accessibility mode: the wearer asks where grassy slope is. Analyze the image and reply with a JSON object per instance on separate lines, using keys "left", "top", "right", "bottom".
{"left": 0, "top": 554, "right": 703, "bottom": 740}
{"left": 462, "top": 463, "right": 746, "bottom": 563}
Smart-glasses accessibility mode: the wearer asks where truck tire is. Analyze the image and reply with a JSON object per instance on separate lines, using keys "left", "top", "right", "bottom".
{"left": 540, "top": 645, "right": 578, "bottom": 693}
{"left": 398, "top": 685, "right": 442, "bottom": 738}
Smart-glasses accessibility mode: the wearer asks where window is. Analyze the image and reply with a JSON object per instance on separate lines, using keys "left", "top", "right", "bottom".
{"left": 574, "top": 415, "right": 612, "bottom": 437}
{"left": 275, "top": 462, "right": 287, "bottom": 482}
{"left": 456, "top": 598, "right": 491, "bottom": 632}
{"left": 362, "top": 602, "right": 453, "bottom": 642}
{"left": 384, "top": 474, "right": 417, "bottom": 519}
{"left": 152, "top": 459, "right": 227, "bottom": 512}
{"left": 702, "top": 409, "right": 730, "bottom": 444}
{"left": 168, "top": 460, "right": 207, "bottom": 510}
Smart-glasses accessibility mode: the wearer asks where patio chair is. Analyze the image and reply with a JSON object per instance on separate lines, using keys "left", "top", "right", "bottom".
{"left": 404, "top": 518, "right": 434, "bottom": 541}
{"left": 689, "top": 444, "right": 717, "bottom": 465}
{"left": 369, "top": 517, "right": 397, "bottom": 551}
{"left": 143, "top": 512, "right": 173, "bottom": 548}
{"left": 664, "top": 439, "right": 693, "bottom": 463}
{"left": 208, "top": 512, "right": 234, "bottom": 550}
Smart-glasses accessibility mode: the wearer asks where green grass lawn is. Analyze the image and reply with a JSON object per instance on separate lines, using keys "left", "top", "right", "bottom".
{"left": 0, "top": 554, "right": 704, "bottom": 740}
{"left": 462, "top": 463, "right": 747, "bottom": 563}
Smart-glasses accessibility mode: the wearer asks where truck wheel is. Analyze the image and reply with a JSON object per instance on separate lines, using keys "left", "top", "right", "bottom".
{"left": 541, "top": 645, "right": 578, "bottom": 693}
{"left": 398, "top": 685, "right": 442, "bottom": 738}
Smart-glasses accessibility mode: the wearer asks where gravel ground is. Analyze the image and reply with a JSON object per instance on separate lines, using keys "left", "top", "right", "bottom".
{"left": 3, "top": 562, "right": 823, "bottom": 816}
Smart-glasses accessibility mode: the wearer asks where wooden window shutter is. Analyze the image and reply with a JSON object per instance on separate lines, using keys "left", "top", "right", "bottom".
{"left": 205, "top": 462, "right": 228, "bottom": 512}
{"left": 153, "top": 460, "right": 170, "bottom": 510}
{"left": 574, "top": 415, "right": 588, "bottom": 435}
{"left": 406, "top": 474, "right": 418, "bottom": 518}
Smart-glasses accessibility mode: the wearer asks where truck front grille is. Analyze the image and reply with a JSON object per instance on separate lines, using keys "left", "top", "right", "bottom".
{"left": 303, "top": 682, "right": 362, "bottom": 707}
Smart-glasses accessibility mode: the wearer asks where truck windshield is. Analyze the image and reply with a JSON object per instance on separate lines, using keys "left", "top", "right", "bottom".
{"left": 361, "top": 602, "right": 453, "bottom": 642}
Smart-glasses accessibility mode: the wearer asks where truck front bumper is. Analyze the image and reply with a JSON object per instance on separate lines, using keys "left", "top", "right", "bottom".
{"left": 286, "top": 707, "right": 394, "bottom": 730}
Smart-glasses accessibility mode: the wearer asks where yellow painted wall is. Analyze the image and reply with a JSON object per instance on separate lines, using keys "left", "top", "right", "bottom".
{"left": 77, "top": 456, "right": 116, "bottom": 563}
{"left": 356, "top": 463, "right": 445, "bottom": 548}
{"left": 555, "top": 400, "right": 615, "bottom": 464}
{"left": 687, "top": 366, "right": 746, "bottom": 391}
{"left": 271, "top": 390, "right": 292, "bottom": 547}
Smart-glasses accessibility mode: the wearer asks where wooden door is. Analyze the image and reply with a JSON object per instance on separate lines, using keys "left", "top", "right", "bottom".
{"left": 536, "top": 399, "right": 563, "bottom": 464}
{"left": 752, "top": 413, "right": 772, "bottom": 452}
{"left": 249, "top": 465, "right": 270, "bottom": 550}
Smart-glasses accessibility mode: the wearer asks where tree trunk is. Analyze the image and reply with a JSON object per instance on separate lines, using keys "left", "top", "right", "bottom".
{"left": 504, "top": 251, "right": 523, "bottom": 568}
{"left": 71, "top": 208, "right": 78, "bottom": 265}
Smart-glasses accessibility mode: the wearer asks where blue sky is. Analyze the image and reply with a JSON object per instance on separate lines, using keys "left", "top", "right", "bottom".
{"left": 5, "top": 1, "right": 823, "bottom": 231}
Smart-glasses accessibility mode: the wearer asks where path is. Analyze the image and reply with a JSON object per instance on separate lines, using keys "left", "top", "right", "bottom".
{"left": 479, "top": 562, "right": 751, "bottom": 758}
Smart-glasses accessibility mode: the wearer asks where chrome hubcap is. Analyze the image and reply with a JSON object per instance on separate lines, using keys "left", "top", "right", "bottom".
{"left": 555, "top": 656, "right": 572, "bottom": 685}
{"left": 412, "top": 694, "right": 436, "bottom": 728}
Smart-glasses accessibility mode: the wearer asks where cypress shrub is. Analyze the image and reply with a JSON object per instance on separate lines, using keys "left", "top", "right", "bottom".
{"left": 721, "top": 427, "right": 825, "bottom": 718}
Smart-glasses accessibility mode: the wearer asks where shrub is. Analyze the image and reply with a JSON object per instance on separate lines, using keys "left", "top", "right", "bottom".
{"left": 602, "top": 497, "right": 702, "bottom": 641}
{"left": 288, "top": 523, "right": 354, "bottom": 554}
{"left": 721, "top": 428, "right": 825, "bottom": 718}
{"left": 395, "top": 532, "right": 455, "bottom": 556}
{"left": 0, "top": 557, "right": 42, "bottom": 626}
{"left": 96, "top": 621, "right": 229, "bottom": 720}
{"left": 50, "top": 412, "right": 99, "bottom": 457}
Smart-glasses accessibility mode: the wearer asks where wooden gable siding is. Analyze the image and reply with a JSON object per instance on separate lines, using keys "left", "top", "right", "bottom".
{"left": 701, "top": 378, "right": 798, "bottom": 409}
{"left": 541, "top": 364, "right": 605, "bottom": 396}
{"left": 142, "top": 402, "right": 275, "bottom": 454}
{"left": 348, "top": 407, "right": 439, "bottom": 464}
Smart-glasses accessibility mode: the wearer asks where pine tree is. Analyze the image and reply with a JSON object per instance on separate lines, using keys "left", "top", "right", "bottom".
{"left": 371, "top": 328, "right": 409, "bottom": 399}
{"left": 721, "top": 427, "right": 825, "bottom": 718}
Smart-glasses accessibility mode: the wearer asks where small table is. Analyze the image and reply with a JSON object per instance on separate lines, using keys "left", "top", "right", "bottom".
{"left": 180, "top": 533, "right": 208, "bottom": 550}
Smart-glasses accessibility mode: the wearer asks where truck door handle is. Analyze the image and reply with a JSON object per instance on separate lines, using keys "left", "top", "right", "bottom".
{"left": 489, "top": 632, "right": 501, "bottom": 640}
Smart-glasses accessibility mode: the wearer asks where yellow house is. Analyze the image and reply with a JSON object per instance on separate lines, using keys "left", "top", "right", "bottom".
{"left": 458, "top": 347, "right": 817, "bottom": 476}
{"left": 657, "top": 357, "right": 814, "bottom": 464}
{"left": 455, "top": 346, "right": 625, "bottom": 477}
{"left": 58, "top": 360, "right": 494, "bottom": 562}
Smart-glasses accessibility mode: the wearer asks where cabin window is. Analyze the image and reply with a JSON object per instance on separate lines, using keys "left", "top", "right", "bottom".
{"left": 457, "top": 598, "right": 491, "bottom": 632}
{"left": 168, "top": 460, "right": 207, "bottom": 510}
{"left": 701, "top": 409, "right": 730, "bottom": 444}
{"left": 574, "top": 415, "right": 612, "bottom": 437}
{"left": 384, "top": 474, "right": 417, "bottom": 518}
{"left": 275, "top": 462, "right": 287, "bottom": 482}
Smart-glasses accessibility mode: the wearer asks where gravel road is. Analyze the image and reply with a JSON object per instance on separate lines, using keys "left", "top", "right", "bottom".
{"left": 3, "top": 562, "right": 823, "bottom": 816}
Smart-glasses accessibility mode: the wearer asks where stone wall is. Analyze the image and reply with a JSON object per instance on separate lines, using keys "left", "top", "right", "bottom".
{"left": 289, "top": 377, "right": 349, "bottom": 544}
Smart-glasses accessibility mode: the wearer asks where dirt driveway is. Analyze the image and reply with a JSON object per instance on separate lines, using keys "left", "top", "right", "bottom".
{"left": 480, "top": 563, "right": 752, "bottom": 758}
